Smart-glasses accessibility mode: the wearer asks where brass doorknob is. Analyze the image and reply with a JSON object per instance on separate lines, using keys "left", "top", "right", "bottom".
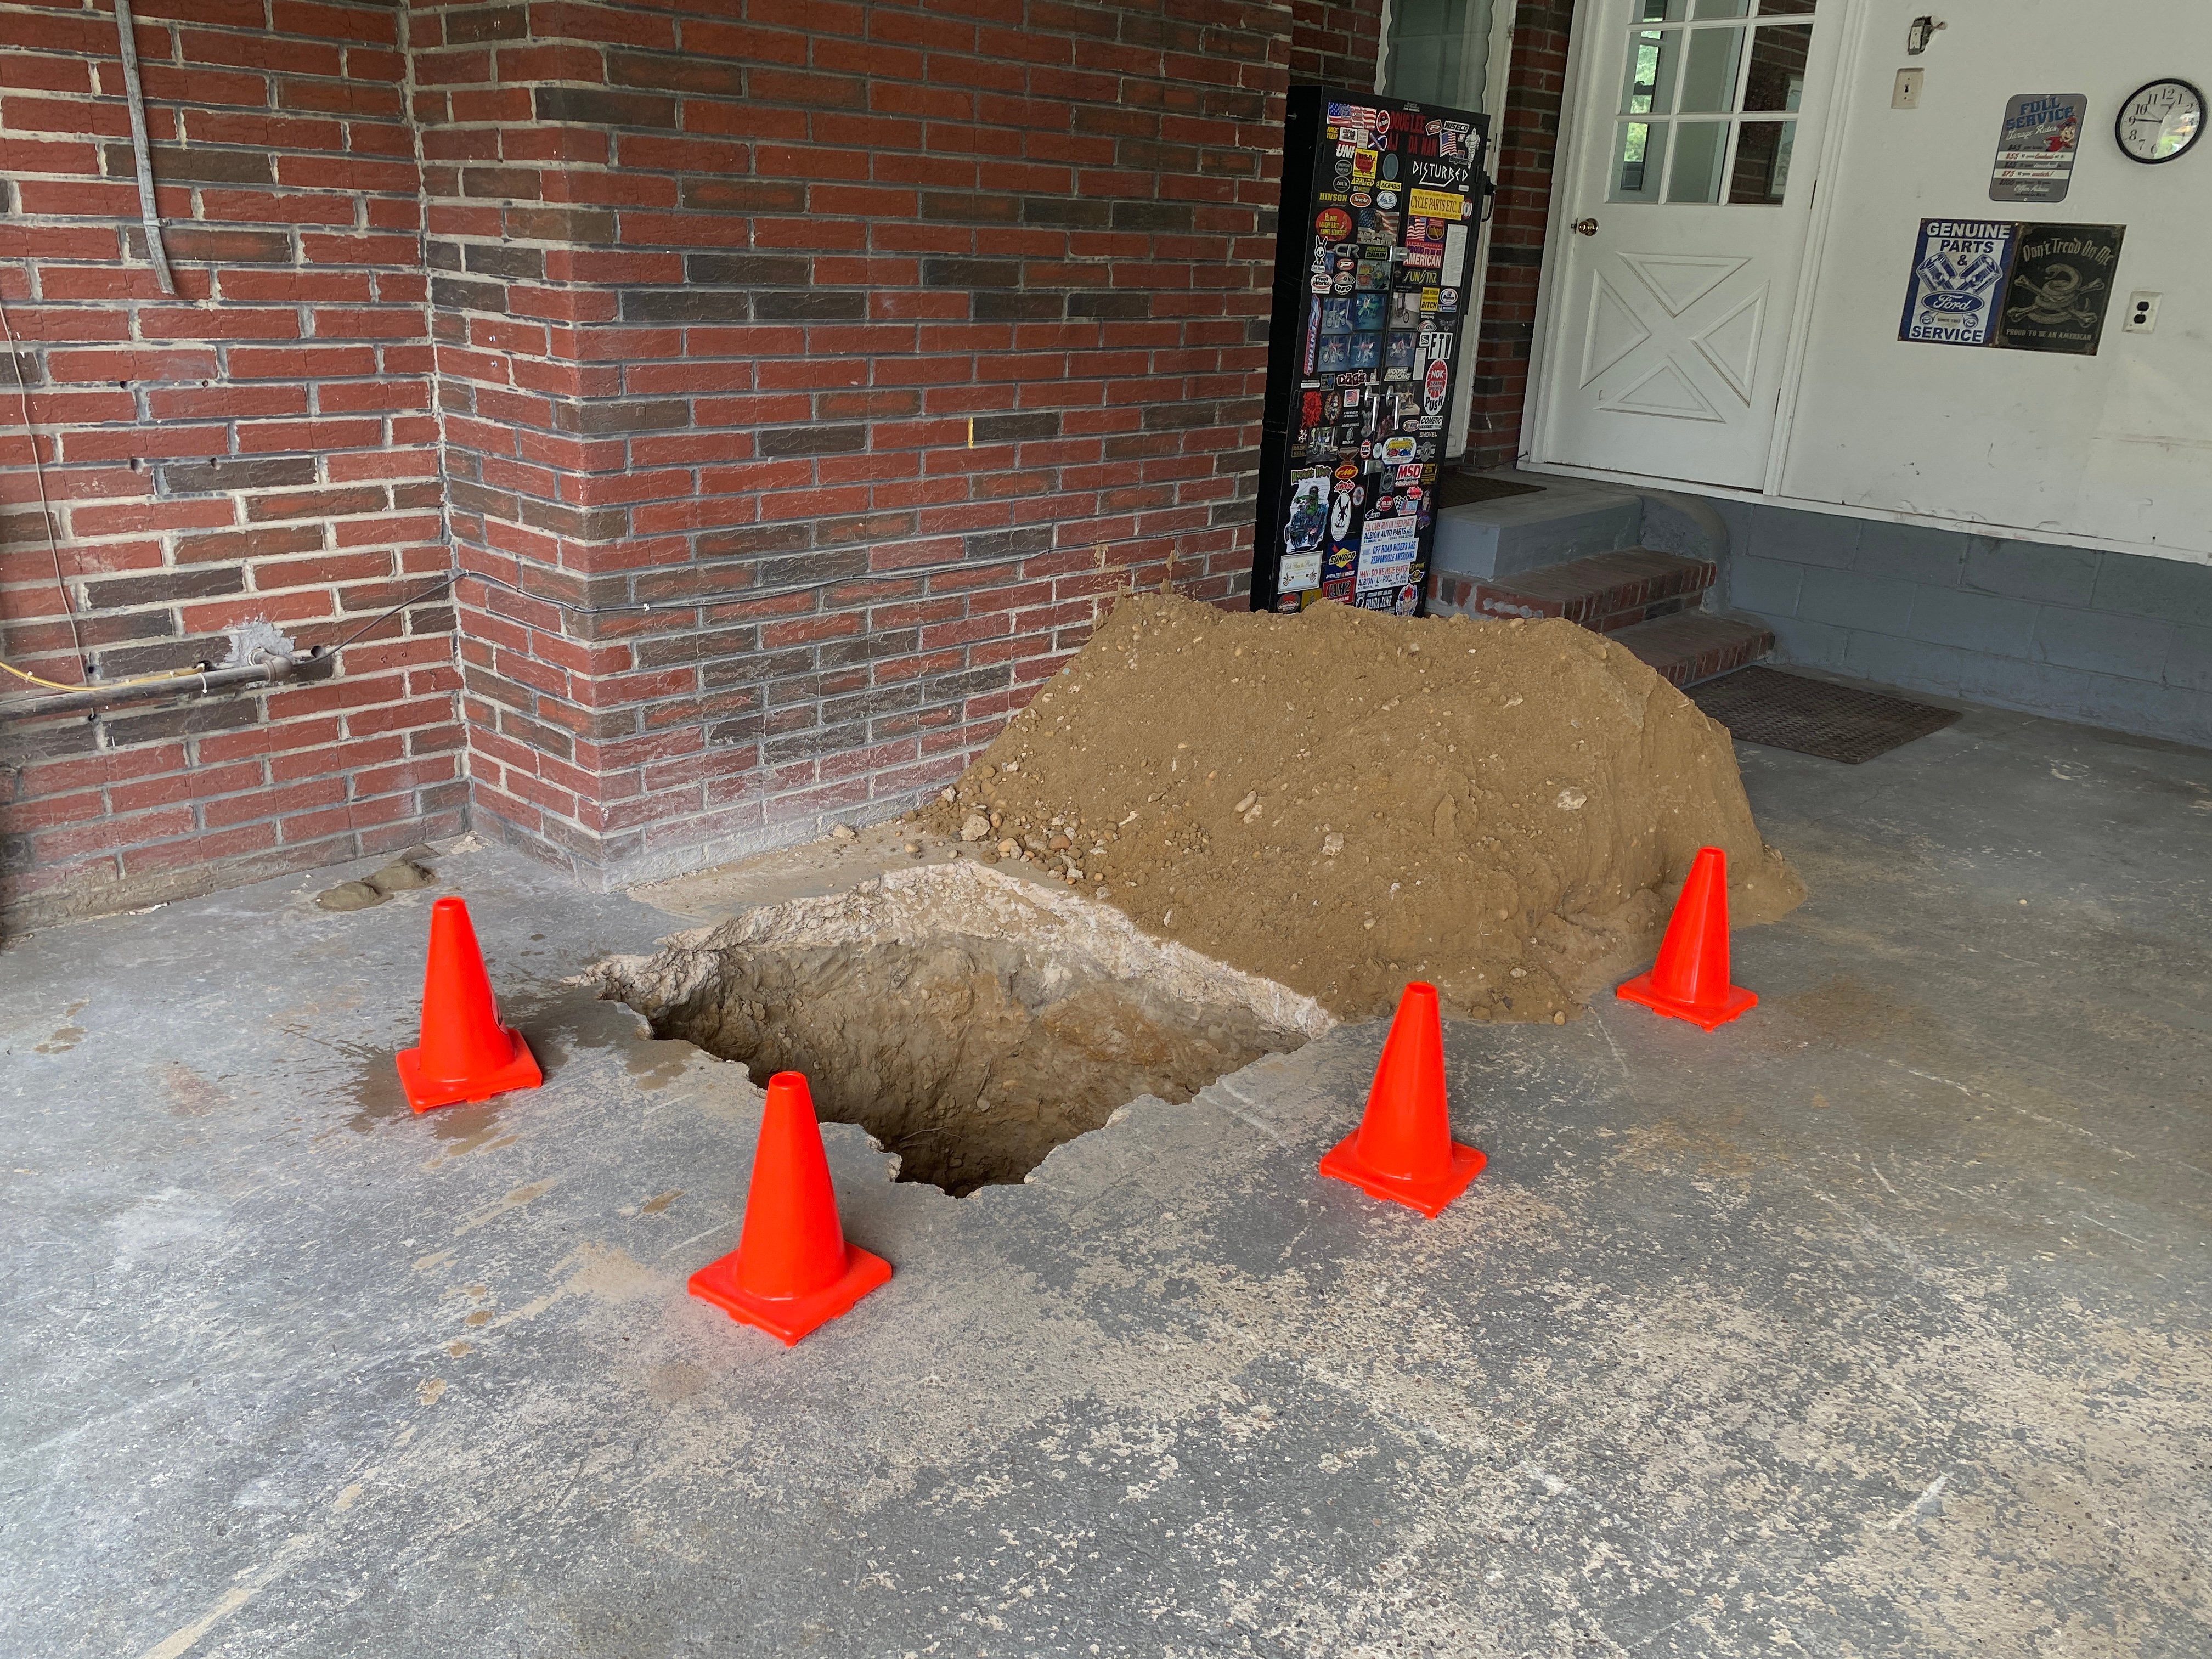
{"left": 1573, "top": 217, "right": 1600, "bottom": 236}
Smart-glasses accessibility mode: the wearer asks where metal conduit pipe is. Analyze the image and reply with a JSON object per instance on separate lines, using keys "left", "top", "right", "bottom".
{"left": 0, "top": 646, "right": 327, "bottom": 720}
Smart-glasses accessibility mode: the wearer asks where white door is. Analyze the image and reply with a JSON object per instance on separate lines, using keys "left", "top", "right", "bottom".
{"left": 1530, "top": 0, "right": 1843, "bottom": 489}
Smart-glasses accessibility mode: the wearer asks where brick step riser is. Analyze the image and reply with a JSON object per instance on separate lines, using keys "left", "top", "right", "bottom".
{"left": 1620, "top": 622, "right": 1776, "bottom": 689}
{"left": 1474, "top": 591, "right": 1699, "bottom": 634}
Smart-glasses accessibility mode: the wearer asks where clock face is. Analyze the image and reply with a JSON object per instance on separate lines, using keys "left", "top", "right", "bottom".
{"left": 2116, "top": 78, "right": 2204, "bottom": 163}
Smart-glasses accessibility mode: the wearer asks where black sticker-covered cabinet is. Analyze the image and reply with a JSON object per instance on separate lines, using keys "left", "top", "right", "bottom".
{"left": 1252, "top": 86, "right": 1489, "bottom": 616}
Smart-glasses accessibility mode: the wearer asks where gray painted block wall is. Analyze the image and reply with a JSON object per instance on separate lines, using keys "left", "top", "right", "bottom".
{"left": 1702, "top": 499, "right": 2212, "bottom": 749}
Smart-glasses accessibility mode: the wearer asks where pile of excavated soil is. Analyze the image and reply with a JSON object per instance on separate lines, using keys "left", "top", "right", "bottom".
{"left": 919, "top": 593, "right": 1803, "bottom": 1022}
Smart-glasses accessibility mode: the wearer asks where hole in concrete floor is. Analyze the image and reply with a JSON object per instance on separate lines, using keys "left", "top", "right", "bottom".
{"left": 598, "top": 864, "right": 1331, "bottom": 1197}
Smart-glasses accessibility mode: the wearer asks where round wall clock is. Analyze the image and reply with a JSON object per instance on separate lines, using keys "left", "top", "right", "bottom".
{"left": 2115, "top": 78, "right": 2204, "bottom": 163}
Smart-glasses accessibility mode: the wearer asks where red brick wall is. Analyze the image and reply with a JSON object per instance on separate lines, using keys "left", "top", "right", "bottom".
{"left": 1464, "top": 0, "right": 1574, "bottom": 469}
{"left": 1291, "top": 0, "right": 1382, "bottom": 89}
{"left": 407, "top": 0, "right": 1293, "bottom": 888}
{"left": 4, "top": 2, "right": 1447, "bottom": 921}
{"left": 0, "top": 0, "right": 460, "bottom": 929}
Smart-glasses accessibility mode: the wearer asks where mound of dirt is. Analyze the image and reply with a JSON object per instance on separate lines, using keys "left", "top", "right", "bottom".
{"left": 919, "top": 593, "right": 1803, "bottom": 1022}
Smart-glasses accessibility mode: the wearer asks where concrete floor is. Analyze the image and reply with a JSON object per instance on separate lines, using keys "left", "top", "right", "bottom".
{"left": 4, "top": 703, "right": 2209, "bottom": 1658}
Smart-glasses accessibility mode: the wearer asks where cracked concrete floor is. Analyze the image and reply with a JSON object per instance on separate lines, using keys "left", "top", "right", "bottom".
{"left": 3, "top": 704, "right": 2209, "bottom": 1657}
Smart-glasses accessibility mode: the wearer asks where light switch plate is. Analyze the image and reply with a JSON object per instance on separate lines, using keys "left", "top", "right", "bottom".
{"left": 1892, "top": 68, "right": 1925, "bottom": 109}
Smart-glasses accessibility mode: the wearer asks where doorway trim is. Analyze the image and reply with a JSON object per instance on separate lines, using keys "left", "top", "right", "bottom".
{"left": 1520, "top": 0, "right": 1860, "bottom": 490}
{"left": 1376, "top": 0, "right": 1520, "bottom": 458}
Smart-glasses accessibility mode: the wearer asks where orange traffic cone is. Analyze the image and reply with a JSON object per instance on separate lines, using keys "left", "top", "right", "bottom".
{"left": 690, "top": 1072, "right": 893, "bottom": 1345}
{"left": 1616, "top": 845, "right": 1757, "bottom": 1030}
{"left": 394, "top": 896, "right": 543, "bottom": 1112}
{"left": 1319, "top": 982, "right": 1486, "bottom": 1217}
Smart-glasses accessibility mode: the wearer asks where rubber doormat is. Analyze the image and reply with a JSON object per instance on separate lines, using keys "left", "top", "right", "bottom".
{"left": 1432, "top": 471, "right": 1545, "bottom": 509}
{"left": 1687, "top": 666, "right": 1961, "bottom": 764}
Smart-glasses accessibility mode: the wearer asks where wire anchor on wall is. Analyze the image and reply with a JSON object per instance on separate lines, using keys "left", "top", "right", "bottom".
{"left": 112, "top": 0, "right": 175, "bottom": 296}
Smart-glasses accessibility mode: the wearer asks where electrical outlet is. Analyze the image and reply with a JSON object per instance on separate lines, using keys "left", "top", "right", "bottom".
{"left": 1892, "top": 69, "right": 1924, "bottom": 109}
{"left": 2124, "top": 291, "right": 2160, "bottom": 333}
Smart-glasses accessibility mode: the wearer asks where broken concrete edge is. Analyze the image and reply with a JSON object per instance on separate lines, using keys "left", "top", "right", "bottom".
{"left": 591, "top": 859, "right": 1339, "bottom": 1046}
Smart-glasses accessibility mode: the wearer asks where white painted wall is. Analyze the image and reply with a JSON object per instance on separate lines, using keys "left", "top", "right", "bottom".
{"left": 1779, "top": 0, "right": 2212, "bottom": 563}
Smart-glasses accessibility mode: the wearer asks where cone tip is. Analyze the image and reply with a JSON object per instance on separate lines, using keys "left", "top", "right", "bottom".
{"left": 765, "top": 1070, "right": 815, "bottom": 1107}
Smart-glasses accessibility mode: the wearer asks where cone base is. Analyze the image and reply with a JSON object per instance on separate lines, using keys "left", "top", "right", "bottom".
{"left": 1615, "top": 972, "right": 1757, "bottom": 1031}
{"left": 688, "top": 1244, "right": 892, "bottom": 1346}
{"left": 396, "top": 1029, "right": 543, "bottom": 1113}
{"left": 1319, "top": 1132, "right": 1486, "bottom": 1218}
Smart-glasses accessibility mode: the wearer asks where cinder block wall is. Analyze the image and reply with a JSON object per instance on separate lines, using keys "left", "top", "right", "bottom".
{"left": 1717, "top": 501, "right": 2212, "bottom": 747}
{"left": 0, "top": 1, "right": 462, "bottom": 929}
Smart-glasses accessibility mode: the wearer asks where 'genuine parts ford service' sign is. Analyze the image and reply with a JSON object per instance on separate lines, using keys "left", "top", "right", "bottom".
{"left": 1898, "top": 219, "right": 2017, "bottom": 346}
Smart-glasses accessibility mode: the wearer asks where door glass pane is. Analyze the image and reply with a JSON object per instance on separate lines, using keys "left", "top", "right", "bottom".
{"left": 1620, "top": 29, "right": 1680, "bottom": 115}
{"left": 1611, "top": 121, "right": 1669, "bottom": 201}
{"left": 1757, "top": 0, "right": 1816, "bottom": 14}
{"left": 1728, "top": 119, "right": 1795, "bottom": 201}
{"left": 1743, "top": 24, "right": 1812, "bottom": 111}
{"left": 1677, "top": 25, "right": 1745, "bottom": 113}
{"left": 1667, "top": 120, "right": 1729, "bottom": 201}
{"left": 1383, "top": 0, "right": 1499, "bottom": 111}
{"left": 1690, "top": 0, "right": 1749, "bottom": 15}
{"left": 1636, "top": 0, "right": 1683, "bottom": 19}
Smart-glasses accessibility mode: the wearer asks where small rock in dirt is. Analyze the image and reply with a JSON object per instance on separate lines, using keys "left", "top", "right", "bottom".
{"left": 961, "top": 813, "right": 992, "bottom": 842}
{"left": 365, "top": 859, "right": 434, "bottom": 894}
{"left": 1048, "top": 833, "right": 1072, "bottom": 852}
{"left": 1323, "top": 832, "right": 1345, "bottom": 856}
{"left": 1555, "top": 788, "right": 1587, "bottom": 811}
{"left": 1234, "top": 791, "right": 1257, "bottom": 814}
{"left": 940, "top": 787, "right": 956, "bottom": 804}
{"left": 830, "top": 823, "right": 860, "bottom": 842}
{"left": 903, "top": 842, "right": 922, "bottom": 855}
{"left": 997, "top": 838, "right": 1020, "bottom": 857}
{"left": 317, "top": 880, "right": 385, "bottom": 912}
{"left": 1002, "top": 760, "right": 1020, "bottom": 773}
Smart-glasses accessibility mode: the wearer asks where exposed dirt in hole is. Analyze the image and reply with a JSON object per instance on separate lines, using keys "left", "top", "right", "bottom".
{"left": 917, "top": 592, "right": 1805, "bottom": 1021}
{"left": 596, "top": 864, "right": 1328, "bottom": 1197}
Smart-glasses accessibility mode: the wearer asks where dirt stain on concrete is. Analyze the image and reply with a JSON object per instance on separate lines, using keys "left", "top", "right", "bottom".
{"left": 33, "top": 1000, "right": 89, "bottom": 1054}
{"left": 640, "top": 1189, "right": 682, "bottom": 1215}
{"left": 626, "top": 1041, "right": 696, "bottom": 1090}
{"left": 338, "top": 985, "right": 694, "bottom": 1139}
{"left": 157, "top": 1060, "right": 229, "bottom": 1118}
{"left": 646, "top": 1361, "right": 709, "bottom": 1403}
{"left": 453, "top": 1178, "right": 555, "bottom": 1238}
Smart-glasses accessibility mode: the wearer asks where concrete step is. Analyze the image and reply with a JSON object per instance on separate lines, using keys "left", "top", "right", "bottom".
{"left": 1427, "top": 470, "right": 1643, "bottom": 582}
{"left": 1440, "top": 546, "right": 1716, "bottom": 632}
{"left": 1611, "top": 612, "right": 1776, "bottom": 689}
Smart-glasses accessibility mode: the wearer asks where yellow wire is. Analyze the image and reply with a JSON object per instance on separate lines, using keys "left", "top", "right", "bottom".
{"left": 1, "top": 658, "right": 210, "bottom": 693}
